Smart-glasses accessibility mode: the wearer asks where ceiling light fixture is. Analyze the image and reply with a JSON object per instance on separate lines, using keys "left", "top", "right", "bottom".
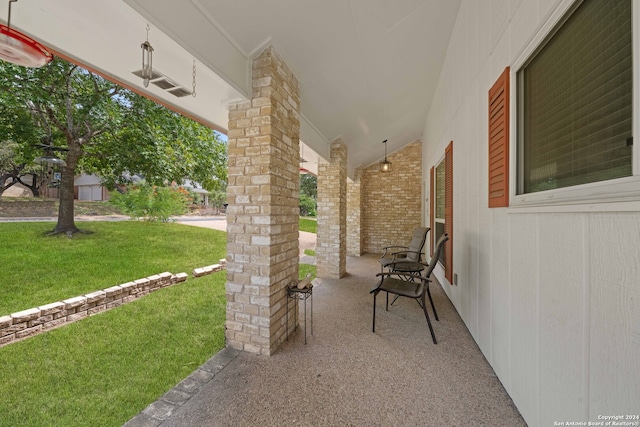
{"left": 380, "top": 139, "right": 392, "bottom": 173}
{"left": 140, "top": 24, "right": 154, "bottom": 87}
{"left": 0, "top": 0, "right": 53, "bottom": 68}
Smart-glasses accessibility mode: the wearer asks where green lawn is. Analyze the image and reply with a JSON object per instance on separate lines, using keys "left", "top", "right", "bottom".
{"left": 0, "top": 221, "right": 227, "bottom": 315}
{"left": 299, "top": 217, "right": 317, "bottom": 233}
{"left": 0, "top": 220, "right": 316, "bottom": 426}
{"left": 0, "top": 273, "right": 226, "bottom": 427}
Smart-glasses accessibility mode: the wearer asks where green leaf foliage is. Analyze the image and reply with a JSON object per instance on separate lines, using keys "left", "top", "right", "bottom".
{"left": 109, "top": 182, "right": 190, "bottom": 222}
{"left": 299, "top": 193, "right": 317, "bottom": 216}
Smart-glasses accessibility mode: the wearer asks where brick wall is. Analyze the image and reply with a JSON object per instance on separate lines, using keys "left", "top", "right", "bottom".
{"left": 0, "top": 200, "right": 56, "bottom": 217}
{"left": 361, "top": 140, "right": 423, "bottom": 253}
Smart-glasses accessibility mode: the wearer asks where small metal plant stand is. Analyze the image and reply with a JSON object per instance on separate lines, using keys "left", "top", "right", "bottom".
{"left": 286, "top": 284, "right": 313, "bottom": 344}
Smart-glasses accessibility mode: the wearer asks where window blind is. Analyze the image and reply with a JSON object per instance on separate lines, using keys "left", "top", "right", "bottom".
{"left": 518, "top": 0, "right": 632, "bottom": 194}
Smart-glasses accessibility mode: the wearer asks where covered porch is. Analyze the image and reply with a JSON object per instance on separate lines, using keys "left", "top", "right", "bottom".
{"left": 7, "top": 1, "right": 640, "bottom": 425}
{"left": 126, "top": 254, "right": 524, "bottom": 426}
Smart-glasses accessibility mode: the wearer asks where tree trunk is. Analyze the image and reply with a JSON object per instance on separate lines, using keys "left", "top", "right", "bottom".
{"left": 29, "top": 173, "right": 41, "bottom": 198}
{"left": 16, "top": 172, "right": 41, "bottom": 197}
{"left": 52, "top": 153, "right": 78, "bottom": 235}
{"left": 0, "top": 173, "right": 11, "bottom": 197}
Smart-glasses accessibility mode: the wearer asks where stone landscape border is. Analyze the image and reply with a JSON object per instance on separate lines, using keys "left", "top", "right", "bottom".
{"left": 0, "top": 260, "right": 226, "bottom": 348}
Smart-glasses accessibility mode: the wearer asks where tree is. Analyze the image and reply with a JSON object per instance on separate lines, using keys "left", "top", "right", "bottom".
{"left": 0, "top": 59, "right": 122, "bottom": 234}
{"left": 84, "top": 94, "right": 227, "bottom": 193}
{"left": 300, "top": 173, "right": 317, "bottom": 199}
{"left": 0, "top": 58, "right": 227, "bottom": 235}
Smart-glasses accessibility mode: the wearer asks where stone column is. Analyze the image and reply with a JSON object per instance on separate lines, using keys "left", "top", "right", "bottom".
{"left": 316, "top": 138, "right": 347, "bottom": 279}
{"left": 225, "top": 46, "right": 300, "bottom": 355}
{"left": 347, "top": 168, "right": 363, "bottom": 256}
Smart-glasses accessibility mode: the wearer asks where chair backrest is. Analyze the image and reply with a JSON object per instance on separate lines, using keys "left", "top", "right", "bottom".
{"left": 422, "top": 233, "right": 449, "bottom": 279}
{"left": 407, "top": 227, "right": 430, "bottom": 262}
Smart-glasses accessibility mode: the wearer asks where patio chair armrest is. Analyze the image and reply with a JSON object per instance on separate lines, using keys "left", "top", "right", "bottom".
{"left": 374, "top": 268, "right": 428, "bottom": 279}
{"left": 390, "top": 250, "right": 423, "bottom": 261}
{"left": 371, "top": 270, "right": 430, "bottom": 293}
{"left": 370, "top": 275, "right": 386, "bottom": 293}
{"left": 380, "top": 245, "right": 408, "bottom": 257}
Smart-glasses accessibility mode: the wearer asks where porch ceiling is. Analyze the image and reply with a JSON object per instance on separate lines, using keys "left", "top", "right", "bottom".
{"left": 5, "top": 0, "right": 461, "bottom": 178}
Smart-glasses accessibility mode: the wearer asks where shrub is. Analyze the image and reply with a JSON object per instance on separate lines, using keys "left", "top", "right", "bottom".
{"left": 110, "top": 182, "right": 190, "bottom": 221}
{"left": 299, "top": 194, "right": 316, "bottom": 217}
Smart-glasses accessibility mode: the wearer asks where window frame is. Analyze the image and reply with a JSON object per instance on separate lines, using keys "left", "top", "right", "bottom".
{"left": 510, "top": 0, "right": 640, "bottom": 207}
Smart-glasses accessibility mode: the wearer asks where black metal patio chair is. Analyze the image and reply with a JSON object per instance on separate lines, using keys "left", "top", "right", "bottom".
{"left": 371, "top": 233, "right": 448, "bottom": 344}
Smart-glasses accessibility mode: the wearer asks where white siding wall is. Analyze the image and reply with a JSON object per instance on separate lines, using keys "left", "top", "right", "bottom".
{"left": 423, "top": 0, "right": 640, "bottom": 425}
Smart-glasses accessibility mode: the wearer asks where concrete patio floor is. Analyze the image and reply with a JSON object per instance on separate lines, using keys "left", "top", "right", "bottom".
{"left": 125, "top": 253, "right": 525, "bottom": 427}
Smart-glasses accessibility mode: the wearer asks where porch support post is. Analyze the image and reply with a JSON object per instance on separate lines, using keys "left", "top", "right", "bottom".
{"left": 316, "top": 138, "right": 347, "bottom": 278}
{"left": 225, "top": 46, "right": 300, "bottom": 355}
{"left": 347, "top": 167, "right": 363, "bottom": 256}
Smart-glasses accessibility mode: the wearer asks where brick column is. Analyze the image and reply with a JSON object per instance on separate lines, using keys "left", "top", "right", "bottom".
{"left": 226, "top": 47, "right": 300, "bottom": 355}
{"left": 316, "top": 138, "right": 347, "bottom": 279}
{"left": 347, "top": 168, "right": 363, "bottom": 256}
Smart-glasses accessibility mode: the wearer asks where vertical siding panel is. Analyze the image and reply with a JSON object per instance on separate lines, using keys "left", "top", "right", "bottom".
{"left": 508, "top": 214, "right": 539, "bottom": 425}
{"left": 466, "top": 81, "right": 481, "bottom": 339}
{"left": 477, "top": 60, "right": 493, "bottom": 357}
{"left": 491, "top": 210, "right": 510, "bottom": 384}
{"left": 478, "top": 208, "right": 493, "bottom": 359}
{"left": 491, "top": 0, "right": 510, "bottom": 49}
{"left": 588, "top": 214, "right": 640, "bottom": 417}
{"left": 538, "top": 214, "right": 588, "bottom": 425}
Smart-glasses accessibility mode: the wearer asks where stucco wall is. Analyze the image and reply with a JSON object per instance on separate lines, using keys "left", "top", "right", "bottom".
{"left": 361, "top": 140, "right": 422, "bottom": 254}
{"left": 423, "top": 0, "right": 640, "bottom": 425}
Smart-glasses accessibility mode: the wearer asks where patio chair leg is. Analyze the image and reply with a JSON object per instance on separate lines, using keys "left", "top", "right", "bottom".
{"left": 421, "top": 295, "right": 437, "bottom": 344}
{"left": 427, "top": 286, "right": 438, "bottom": 321}
{"left": 385, "top": 291, "right": 389, "bottom": 311}
{"left": 372, "top": 291, "right": 377, "bottom": 332}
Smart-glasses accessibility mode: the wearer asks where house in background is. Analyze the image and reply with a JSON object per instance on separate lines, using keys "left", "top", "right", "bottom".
{"left": 74, "top": 174, "right": 109, "bottom": 201}
{"left": 181, "top": 179, "right": 211, "bottom": 206}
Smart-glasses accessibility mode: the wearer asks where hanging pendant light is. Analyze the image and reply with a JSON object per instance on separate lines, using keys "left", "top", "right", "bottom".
{"left": 0, "top": 0, "right": 53, "bottom": 68}
{"left": 380, "top": 139, "right": 392, "bottom": 173}
{"left": 140, "top": 25, "right": 154, "bottom": 87}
